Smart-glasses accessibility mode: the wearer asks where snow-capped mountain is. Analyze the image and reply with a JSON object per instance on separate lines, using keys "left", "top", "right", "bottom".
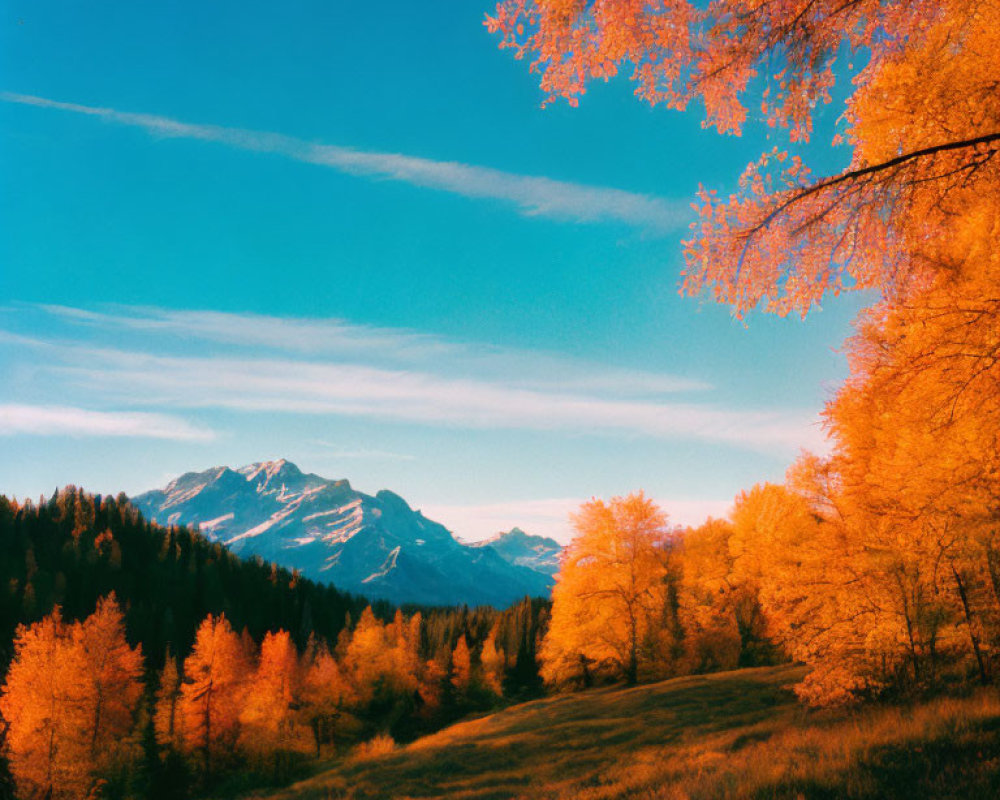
{"left": 131, "top": 460, "right": 554, "bottom": 608}
{"left": 474, "top": 528, "right": 563, "bottom": 576}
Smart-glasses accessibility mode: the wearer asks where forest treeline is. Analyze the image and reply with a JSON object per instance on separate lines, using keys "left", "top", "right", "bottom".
{"left": 0, "top": 489, "right": 548, "bottom": 800}
{"left": 542, "top": 481, "right": 1000, "bottom": 708}
{"left": 0, "top": 488, "right": 369, "bottom": 670}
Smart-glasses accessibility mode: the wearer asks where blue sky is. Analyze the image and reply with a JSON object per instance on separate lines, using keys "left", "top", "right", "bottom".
{"left": 0, "top": 0, "right": 868, "bottom": 541}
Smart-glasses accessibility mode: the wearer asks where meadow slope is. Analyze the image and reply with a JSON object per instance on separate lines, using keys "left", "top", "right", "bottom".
{"left": 248, "top": 665, "right": 1000, "bottom": 800}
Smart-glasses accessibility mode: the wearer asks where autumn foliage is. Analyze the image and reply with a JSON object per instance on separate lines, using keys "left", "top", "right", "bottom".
{"left": 488, "top": 0, "right": 1000, "bottom": 317}
{"left": 541, "top": 493, "right": 671, "bottom": 686}
{"left": 0, "top": 566, "right": 538, "bottom": 799}
{"left": 491, "top": 0, "right": 1000, "bottom": 706}
{"left": 177, "top": 614, "right": 249, "bottom": 774}
{"left": 540, "top": 493, "right": 781, "bottom": 690}
{"left": 0, "top": 596, "right": 142, "bottom": 800}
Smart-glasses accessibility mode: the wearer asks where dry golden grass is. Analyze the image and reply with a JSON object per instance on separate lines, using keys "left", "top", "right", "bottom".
{"left": 244, "top": 665, "right": 1000, "bottom": 800}
{"left": 348, "top": 734, "right": 397, "bottom": 763}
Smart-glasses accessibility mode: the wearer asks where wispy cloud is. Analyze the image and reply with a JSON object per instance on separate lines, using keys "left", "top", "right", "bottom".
{"left": 1, "top": 92, "right": 690, "bottom": 233}
{"left": 0, "top": 404, "right": 214, "bottom": 441}
{"left": 34, "top": 304, "right": 709, "bottom": 397}
{"left": 3, "top": 312, "right": 825, "bottom": 453}
{"left": 424, "top": 496, "right": 734, "bottom": 543}
{"left": 84, "top": 356, "right": 811, "bottom": 449}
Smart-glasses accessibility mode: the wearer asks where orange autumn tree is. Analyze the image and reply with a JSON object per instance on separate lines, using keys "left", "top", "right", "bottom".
{"left": 0, "top": 609, "right": 89, "bottom": 800}
{"left": 726, "top": 450, "right": 996, "bottom": 705}
{"left": 179, "top": 613, "right": 250, "bottom": 776}
{"left": 240, "top": 630, "right": 307, "bottom": 773}
{"left": 450, "top": 634, "right": 472, "bottom": 695}
{"left": 488, "top": 0, "right": 1000, "bottom": 318}
{"left": 479, "top": 625, "right": 505, "bottom": 696}
{"left": 298, "top": 639, "right": 355, "bottom": 757}
{"left": 0, "top": 597, "right": 143, "bottom": 800}
{"left": 75, "top": 594, "right": 144, "bottom": 766}
{"left": 343, "top": 606, "right": 425, "bottom": 728}
{"left": 723, "top": 476, "right": 889, "bottom": 705}
{"left": 388, "top": 610, "right": 424, "bottom": 697}
{"left": 818, "top": 296, "right": 1000, "bottom": 688}
{"left": 677, "top": 518, "right": 752, "bottom": 672}
{"left": 342, "top": 607, "right": 386, "bottom": 707}
{"left": 541, "top": 492, "right": 670, "bottom": 687}
{"left": 759, "top": 185, "right": 1000, "bottom": 703}
{"left": 676, "top": 519, "right": 736, "bottom": 671}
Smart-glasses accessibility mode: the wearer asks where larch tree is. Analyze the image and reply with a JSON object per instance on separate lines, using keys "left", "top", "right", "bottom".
{"left": 0, "top": 609, "right": 89, "bottom": 800}
{"left": 724, "top": 477, "right": 884, "bottom": 705}
{"left": 298, "top": 640, "right": 353, "bottom": 757}
{"left": 479, "top": 625, "right": 505, "bottom": 696}
{"left": 74, "top": 593, "right": 144, "bottom": 768}
{"left": 540, "top": 492, "right": 670, "bottom": 686}
{"left": 450, "top": 635, "right": 472, "bottom": 695}
{"left": 0, "top": 597, "right": 143, "bottom": 800}
{"left": 676, "top": 518, "right": 743, "bottom": 672}
{"left": 487, "top": 0, "right": 1000, "bottom": 318}
{"left": 819, "top": 316, "right": 1000, "bottom": 692}
{"left": 416, "top": 656, "right": 447, "bottom": 714}
{"left": 344, "top": 606, "right": 423, "bottom": 718}
{"left": 179, "top": 614, "right": 249, "bottom": 776}
{"left": 343, "top": 606, "right": 388, "bottom": 707}
{"left": 385, "top": 609, "right": 423, "bottom": 699}
{"left": 239, "top": 629, "right": 305, "bottom": 770}
{"left": 727, "top": 456, "right": 982, "bottom": 705}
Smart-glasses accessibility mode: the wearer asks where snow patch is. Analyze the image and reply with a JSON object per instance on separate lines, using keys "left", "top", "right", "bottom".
{"left": 200, "top": 513, "right": 234, "bottom": 531}
{"left": 303, "top": 508, "right": 340, "bottom": 522}
{"left": 362, "top": 546, "right": 401, "bottom": 582}
{"left": 162, "top": 482, "right": 209, "bottom": 509}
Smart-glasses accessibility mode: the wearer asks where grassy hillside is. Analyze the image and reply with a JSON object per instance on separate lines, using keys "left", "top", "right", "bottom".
{"left": 247, "top": 664, "right": 1000, "bottom": 800}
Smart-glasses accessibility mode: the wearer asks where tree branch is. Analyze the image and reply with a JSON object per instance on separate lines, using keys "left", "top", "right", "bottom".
{"left": 747, "top": 131, "right": 1000, "bottom": 236}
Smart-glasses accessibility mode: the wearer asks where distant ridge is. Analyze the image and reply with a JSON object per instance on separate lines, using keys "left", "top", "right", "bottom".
{"left": 133, "top": 460, "right": 557, "bottom": 608}
{"left": 472, "top": 527, "right": 562, "bottom": 576}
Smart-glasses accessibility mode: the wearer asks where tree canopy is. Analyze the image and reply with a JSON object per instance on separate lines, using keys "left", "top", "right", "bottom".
{"left": 488, "top": 0, "right": 1000, "bottom": 317}
{"left": 541, "top": 492, "right": 671, "bottom": 686}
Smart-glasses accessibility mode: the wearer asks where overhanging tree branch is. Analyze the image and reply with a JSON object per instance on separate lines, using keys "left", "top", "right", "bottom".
{"left": 748, "top": 131, "right": 1000, "bottom": 236}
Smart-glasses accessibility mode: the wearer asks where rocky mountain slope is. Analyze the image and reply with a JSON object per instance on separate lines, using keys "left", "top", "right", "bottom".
{"left": 132, "top": 460, "right": 555, "bottom": 608}
{"left": 472, "top": 527, "right": 562, "bottom": 576}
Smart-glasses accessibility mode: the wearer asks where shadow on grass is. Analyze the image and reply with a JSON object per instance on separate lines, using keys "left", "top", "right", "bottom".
{"left": 743, "top": 713, "right": 1000, "bottom": 800}
{"left": 254, "top": 665, "right": 807, "bottom": 800}
{"left": 247, "top": 665, "right": 1000, "bottom": 800}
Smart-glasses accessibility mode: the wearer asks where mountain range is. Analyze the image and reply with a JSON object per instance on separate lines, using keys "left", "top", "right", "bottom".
{"left": 132, "top": 460, "right": 561, "bottom": 608}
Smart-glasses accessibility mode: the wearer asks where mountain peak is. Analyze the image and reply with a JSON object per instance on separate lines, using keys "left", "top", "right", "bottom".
{"left": 479, "top": 527, "right": 563, "bottom": 576}
{"left": 374, "top": 489, "right": 412, "bottom": 510}
{"left": 239, "top": 458, "right": 301, "bottom": 481}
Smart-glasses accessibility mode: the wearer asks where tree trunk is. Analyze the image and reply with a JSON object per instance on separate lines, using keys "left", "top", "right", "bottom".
{"left": 952, "top": 565, "right": 989, "bottom": 684}
{"left": 311, "top": 718, "right": 321, "bottom": 758}
{"left": 899, "top": 584, "right": 921, "bottom": 684}
{"left": 626, "top": 608, "right": 639, "bottom": 686}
